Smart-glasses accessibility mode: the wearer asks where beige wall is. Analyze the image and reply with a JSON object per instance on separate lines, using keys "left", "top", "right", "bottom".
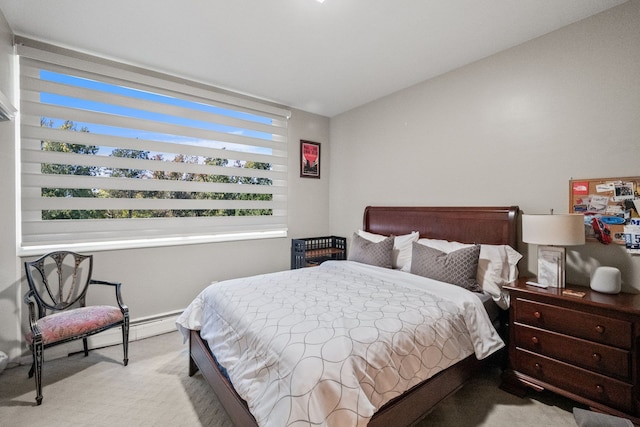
{"left": 0, "top": 9, "right": 20, "bottom": 361}
{"left": 329, "top": 1, "right": 640, "bottom": 290}
{"left": 0, "top": 7, "right": 331, "bottom": 362}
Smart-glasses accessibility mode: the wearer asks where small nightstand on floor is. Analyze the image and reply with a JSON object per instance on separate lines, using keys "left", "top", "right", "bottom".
{"left": 290, "top": 236, "right": 347, "bottom": 269}
{"left": 501, "top": 278, "right": 640, "bottom": 423}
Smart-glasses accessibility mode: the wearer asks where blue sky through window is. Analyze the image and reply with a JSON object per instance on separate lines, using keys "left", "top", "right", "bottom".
{"left": 39, "top": 70, "right": 274, "bottom": 157}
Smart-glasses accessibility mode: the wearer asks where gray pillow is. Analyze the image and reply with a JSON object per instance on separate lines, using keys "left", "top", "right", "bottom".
{"left": 410, "top": 242, "right": 481, "bottom": 292}
{"left": 348, "top": 233, "right": 394, "bottom": 268}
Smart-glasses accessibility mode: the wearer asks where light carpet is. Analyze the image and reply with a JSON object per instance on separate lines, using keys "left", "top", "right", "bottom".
{"left": 0, "top": 331, "right": 581, "bottom": 426}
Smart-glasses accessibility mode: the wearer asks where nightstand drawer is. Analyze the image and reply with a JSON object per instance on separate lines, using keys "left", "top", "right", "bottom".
{"left": 515, "top": 348, "right": 633, "bottom": 413}
{"left": 514, "top": 298, "right": 632, "bottom": 349}
{"left": 514, "top": 323, "right": 630, "bottom": 380}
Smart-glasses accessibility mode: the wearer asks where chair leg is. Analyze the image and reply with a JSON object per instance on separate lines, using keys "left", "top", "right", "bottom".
{"left": 122, "top": 320, "right": 129, "bottom": 366}
{"left": 33, "top": 341, "right": 43, "bottom": 405}
{"left": 83, "top": 338, "right": 89, "bottom": 357}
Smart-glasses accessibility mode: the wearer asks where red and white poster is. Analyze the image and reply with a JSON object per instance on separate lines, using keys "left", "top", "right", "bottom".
{"left": 300, "top": 140, "right": 321, "bottom": 178}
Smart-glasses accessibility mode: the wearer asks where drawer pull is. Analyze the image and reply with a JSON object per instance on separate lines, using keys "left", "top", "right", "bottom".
{"left": 533, "top": 311, "right": 541, "bottom": 319}
{"left": 592, "top": 353, "right": 601, "bottom": 362}
{"left": 595, "top": 325, "right": 605, "bottom": 334}
{"left": 596, "top": 384, "right": 604, "bottom": 394}
{"left": 531, "top": 336, "right": 539, "bottom": 345}
{"left": 534, "top": 363, "right": 542, "bottom": 371}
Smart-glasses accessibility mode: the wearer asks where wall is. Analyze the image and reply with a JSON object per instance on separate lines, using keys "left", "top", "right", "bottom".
{"left": 0, "top": 6, "right": 331, "bottom": 362}
{"left": 329, "top": 1, "right": 640, "bottom": 290}
{"left": 0, "top": 8, "right": 19, "bottom": 362}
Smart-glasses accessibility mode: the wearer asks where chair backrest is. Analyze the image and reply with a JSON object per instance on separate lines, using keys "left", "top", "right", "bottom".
{"left": 25, "top": 251, "right": 93, "bottom": 314}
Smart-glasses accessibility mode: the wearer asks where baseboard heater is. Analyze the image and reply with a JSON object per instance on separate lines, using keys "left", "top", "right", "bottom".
{"left": 87, "top": 309, "right": 183, "bottom": 349}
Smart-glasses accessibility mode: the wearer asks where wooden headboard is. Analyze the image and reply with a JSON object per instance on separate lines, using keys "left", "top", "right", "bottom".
{"left": 363, "top": 206, "right": 519, "bottom": 248}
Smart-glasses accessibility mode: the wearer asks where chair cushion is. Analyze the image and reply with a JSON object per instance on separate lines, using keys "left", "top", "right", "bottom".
{"left": 26, "top": 306, "right": 124, "bottom": 346}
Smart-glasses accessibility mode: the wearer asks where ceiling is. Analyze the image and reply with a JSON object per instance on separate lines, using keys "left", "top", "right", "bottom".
{"left": 0, "top": 0, "right": 628, "bottom": 117}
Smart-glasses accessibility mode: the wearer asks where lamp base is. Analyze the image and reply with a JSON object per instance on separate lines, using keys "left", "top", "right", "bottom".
{"left": 537, "top": 246, "right": 566, "bottom": 288}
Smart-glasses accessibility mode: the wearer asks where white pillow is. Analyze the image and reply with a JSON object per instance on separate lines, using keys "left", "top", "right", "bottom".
{"left": 357, "top": 230, "right": 419, "bottom": 271}
{"left": 415, "top": 238, "right": 522, "bottom": 309}
{"left": 356, "top": 229, "right": 387, "bottom": 243}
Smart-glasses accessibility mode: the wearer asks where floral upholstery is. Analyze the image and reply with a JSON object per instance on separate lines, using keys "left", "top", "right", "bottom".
{"left": 25, "top": 306, "right": 124, "bottom": 346}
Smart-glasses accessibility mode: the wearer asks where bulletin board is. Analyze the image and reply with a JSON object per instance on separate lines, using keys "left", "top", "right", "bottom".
{"left": 569, "top": 176, "right": 640, "bottom": 249}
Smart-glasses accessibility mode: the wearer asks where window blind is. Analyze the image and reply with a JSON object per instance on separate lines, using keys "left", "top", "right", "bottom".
{"left": 17, "top": 40, "right": 290, "bottom": 255}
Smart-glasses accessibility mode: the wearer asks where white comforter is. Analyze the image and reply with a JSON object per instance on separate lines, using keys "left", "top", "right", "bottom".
{"left": 177, "top": 261, "right": 504, "bottom": 427}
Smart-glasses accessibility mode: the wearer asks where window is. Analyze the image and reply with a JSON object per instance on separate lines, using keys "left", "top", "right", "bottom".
{"left": 17, "top": 40, "right": 290, "bottom": 255}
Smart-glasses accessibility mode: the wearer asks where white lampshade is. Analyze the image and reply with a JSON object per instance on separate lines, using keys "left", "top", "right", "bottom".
{"left": 522, "top": 214, "right": 585, "bottom": 246}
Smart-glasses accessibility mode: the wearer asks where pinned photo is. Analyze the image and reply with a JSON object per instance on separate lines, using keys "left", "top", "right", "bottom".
{"left": 613, "top": 181, "right": 635, "bottom": 202}
{"left": 587, "top": 195, "right": 609, "bottom": 213}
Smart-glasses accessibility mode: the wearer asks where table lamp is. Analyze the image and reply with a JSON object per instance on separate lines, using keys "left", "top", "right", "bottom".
{"left": 522, "top": 212, "right": 585, "bottom": 288}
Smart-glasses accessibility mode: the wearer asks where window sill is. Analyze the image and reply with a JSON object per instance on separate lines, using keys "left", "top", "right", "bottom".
{"left": 18, "top": 229, "right": 288, "bottom": 257}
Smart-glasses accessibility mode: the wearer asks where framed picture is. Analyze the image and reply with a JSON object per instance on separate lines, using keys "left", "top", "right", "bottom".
{"left": 300, "top": 140, "right": 321, "bottom": 179}
{"left": 537, "top": 246, "right": 566, "bottom": 288}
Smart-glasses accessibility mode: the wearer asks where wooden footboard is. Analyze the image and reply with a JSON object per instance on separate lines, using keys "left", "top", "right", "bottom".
{"left": 369, "top": 354, "right": 484, "bottom": 426}
{"left": 189, "top": 330, "right": 258, "bottom": 426}
{"left": 190, "top": 329, "right": 492, "bottom": 427}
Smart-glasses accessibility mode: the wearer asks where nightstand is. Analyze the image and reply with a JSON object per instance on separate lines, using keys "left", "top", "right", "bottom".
{"left": 501, "top": 278, "right": 640, "bottom": 422}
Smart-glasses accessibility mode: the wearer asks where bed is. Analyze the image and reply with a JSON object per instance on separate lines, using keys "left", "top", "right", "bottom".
{"left": 178, "top": 205, "right": 519, "bottom": 427}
